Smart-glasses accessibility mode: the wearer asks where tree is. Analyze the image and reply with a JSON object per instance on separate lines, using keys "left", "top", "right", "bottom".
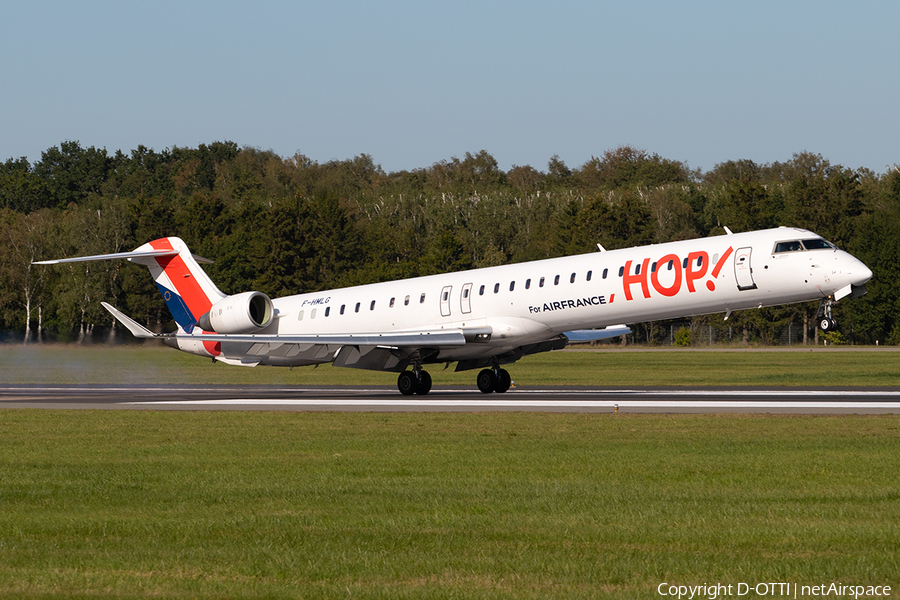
{"left": 34, "top": 141, "right": 112, "bottom": 208}
{"left": 577, "top": 146, "right": 691, "bottom": 192}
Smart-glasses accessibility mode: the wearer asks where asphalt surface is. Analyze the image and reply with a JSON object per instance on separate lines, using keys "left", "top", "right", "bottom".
{"left": 2, "top": 384, "right": 900, "bottom": 413}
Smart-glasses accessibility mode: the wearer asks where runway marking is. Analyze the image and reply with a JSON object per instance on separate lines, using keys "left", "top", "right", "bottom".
{"left": 126, "top": 399, "right": 900, "bottom": 409}
{"left": 5, "top": 386, "right": 900, "bottom": 398}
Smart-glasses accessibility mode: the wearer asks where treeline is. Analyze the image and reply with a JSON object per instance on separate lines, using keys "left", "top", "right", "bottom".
{"left": 2, "top": 141, "right": 899, "bottom": 345}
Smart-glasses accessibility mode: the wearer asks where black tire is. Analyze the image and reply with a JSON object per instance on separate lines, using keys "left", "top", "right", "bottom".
{"left": 476, "top": 369, "right": 496, "bottom": 394}
{"left": 494, "top": 368, "right": 511, "bottom": 393}
{"left": 415, "top": 371, "right": 432, "bottom": 395}
{"left": 819, "top": 317, "right": 834, "bottom": 332}
{"left": 397, "top": 371, "right": 418, "bottom": 395}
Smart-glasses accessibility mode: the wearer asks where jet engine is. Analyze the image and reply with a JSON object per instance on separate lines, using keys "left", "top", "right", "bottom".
{"left": 198, "top": 291, "right": 274, "bottom": 334}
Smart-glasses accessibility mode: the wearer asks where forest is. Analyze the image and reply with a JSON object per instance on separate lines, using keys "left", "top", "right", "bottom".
{"left": 2, "top": 140, "right": 898, "bottom": 346}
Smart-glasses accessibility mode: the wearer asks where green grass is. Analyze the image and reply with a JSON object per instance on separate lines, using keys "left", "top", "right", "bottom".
{"left": 0, "top": 411, "right": 898, "bottom": 599}
{"left": 3, "top": 343, "right": 900, "bottom": 387}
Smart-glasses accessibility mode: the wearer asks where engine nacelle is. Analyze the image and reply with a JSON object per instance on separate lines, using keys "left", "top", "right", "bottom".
{"left": 198, "top": 291, "right": 274, "bottom": 334}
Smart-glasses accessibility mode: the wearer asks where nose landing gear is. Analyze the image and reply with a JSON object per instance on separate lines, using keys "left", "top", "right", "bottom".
{"left": 817, "top": 298, "right": 837, "bottom": 331}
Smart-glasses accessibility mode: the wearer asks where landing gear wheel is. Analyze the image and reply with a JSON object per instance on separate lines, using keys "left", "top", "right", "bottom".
{"left": 819, "top": 317, "right": 837, "bottom": 332}
{"left": 477, "top": 369, "right": 497, "bottom": 394}
{"left": 493, "top": 368, "right": 511, "bottom": 393}
{"left": 415, "top": 370, "right": 432, "bottom": 395}
{"left": 397, "top": 371, "right": 418, "bottom": 396}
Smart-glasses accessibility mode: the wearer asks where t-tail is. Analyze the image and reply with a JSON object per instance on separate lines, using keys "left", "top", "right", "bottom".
{"left": 34, "top": 237, "right": 242, "bottom": 334}
{"left": 128, "top": 238, "right": 227, "bottom": 332}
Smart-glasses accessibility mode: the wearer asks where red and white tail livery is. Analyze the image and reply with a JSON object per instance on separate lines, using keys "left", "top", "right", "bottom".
{"left": 36, "top": 227, "right": 872, "bottom": 395}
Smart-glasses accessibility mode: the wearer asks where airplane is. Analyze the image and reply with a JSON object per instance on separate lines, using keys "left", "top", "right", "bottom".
{"left": 35, "top": 226, "right": 872, "bottom": 395}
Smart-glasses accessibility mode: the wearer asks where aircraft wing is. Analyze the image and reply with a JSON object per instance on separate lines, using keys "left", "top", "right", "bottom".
{"left": 101, "top": 302, "right": 473, "bottom": 346}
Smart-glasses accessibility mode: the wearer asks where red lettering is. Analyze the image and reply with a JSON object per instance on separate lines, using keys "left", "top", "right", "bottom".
{"left": 650, "top": 253, "right": 682, "bottom": 297}
{"left": 685, "top": 251, "right": 709, "bottom": 293}
{"left": 706, "top": 246, "right": 734, "bottom": 291}
{"left": 623, "top": 258, "right": 651, "bottom": 300}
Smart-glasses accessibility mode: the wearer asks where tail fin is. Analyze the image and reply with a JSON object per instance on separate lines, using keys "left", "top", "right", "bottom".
{"left": 129, "top": 238, "right": 226, "bottom": 332}
{"left": 35, "top": 237, "right": 226, "bottom": 333}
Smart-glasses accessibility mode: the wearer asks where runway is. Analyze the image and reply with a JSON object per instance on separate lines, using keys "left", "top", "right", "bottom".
{"left": 2, "top": 384, "right": 900, "bottom": 413}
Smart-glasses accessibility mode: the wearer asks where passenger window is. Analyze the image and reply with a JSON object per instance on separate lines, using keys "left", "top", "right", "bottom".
{"left": 618, "top": 266, "right": 624, "bottom": 277}
{"left": 668, "top": 260, "right": 674, "bottom": 270}
{"left": 420, "top": 293, "right": 426, "bottom": 304}
{"left": 682, "top": 257, "right": 688, "bottom": 269}
{"left": 464, "top": 288, "right": 470, "bottom": 298}
{"left": 340, "top": 305, "right": 346, "bottom": 315}
{"left": 370, "top": 300, "right": 376, "bottom": 310}
{"left": 311, "top": 308, "right": 317, "bottom": 319}
{"left": 479, "top": 285, "right": 485, "bottom": 296}
{"left": 587, "top": 270, "right": 592, "bottom": 282}
{"left": 554, "top": 275, "right": 560, "bottom": 285}
{"left": 298, "top": 310, "right": 304, "bottom": 321}
{"left": 442, "top": 290, "right": 449, "bottom": 301}
{"left": 325, "top": 307, "right": 330, "bottom": 317}
{"left": 570, "top": 273, "right": 576, "bottom": 284}
{"left": 635, "top": 263, "right": 642, "bottom": 275}
{"left": 525, "top": 278, "right": 531, "bottom": 289}
{"left": 390, "top": 297, "right": 395, "bottom": 308}
{"left": 539, "top": 277, "right": 545, "bottom": 288}
{"left": 404, "top": 295, "right": 410, "bottom": 306}
{"left": 602, "top": 268, "right": 608, "bottom": 279}
{"left": 651, "top": 262, "right": 657, "bottom": 273}
{"left": 509, "top": 281, "right": 515, "bottom": 292}
{"left": 355, "top": 302, "right": 360, "bottom": 313}
{"left": 493, "top": 283, "right": 500, "bottom": 293}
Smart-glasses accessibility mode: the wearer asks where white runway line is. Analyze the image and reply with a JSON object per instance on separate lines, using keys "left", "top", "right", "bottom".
{"left": 126, "top": 398, "right": 900, "bottom": 409}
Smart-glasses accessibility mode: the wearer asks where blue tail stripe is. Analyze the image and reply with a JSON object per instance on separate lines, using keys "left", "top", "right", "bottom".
{"left": 156, "top": 283, "right": 196, "bottom": 333}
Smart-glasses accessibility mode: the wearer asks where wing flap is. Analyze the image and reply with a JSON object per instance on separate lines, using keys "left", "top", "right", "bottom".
{"left": 563, "top": 325, "right": 631, "bottom": 342}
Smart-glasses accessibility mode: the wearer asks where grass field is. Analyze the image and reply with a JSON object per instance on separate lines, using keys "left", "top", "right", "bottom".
{"left": 0, "top": 411, "right": 898, "bottom": 599}
{"left": 3, "top": 342, "right": 900, "bottom": 387}
{"left": 1, "top": 344, "right": 899, "bottom": 598}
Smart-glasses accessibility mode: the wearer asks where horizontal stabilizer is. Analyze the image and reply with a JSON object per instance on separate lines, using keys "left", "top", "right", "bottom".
{"left": 563, "top": 325, "right": 631, "bottom": 342}
{"left": 101, "top": 302, "right": 171, "bottom": 339}
{"left": 34, "top": 249, "right": 213, "bottom": 265}
{"left": 34, "top": 249, "right": 179, "bottom": 265}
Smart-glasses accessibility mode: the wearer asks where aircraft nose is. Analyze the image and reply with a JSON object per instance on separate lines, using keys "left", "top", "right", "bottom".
{"left": 847, "top": 259, "right": 873, "bottom": 286}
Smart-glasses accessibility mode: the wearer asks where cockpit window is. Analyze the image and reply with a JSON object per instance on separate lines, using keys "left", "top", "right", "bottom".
{"left": 800, "top": 238, "right": 834, "bottom": 250}
{"left": 774, "top": 240, "right": 802, "bottom": 253}
{"left": 774, "top": 238, "right": 836, "bottom": 254}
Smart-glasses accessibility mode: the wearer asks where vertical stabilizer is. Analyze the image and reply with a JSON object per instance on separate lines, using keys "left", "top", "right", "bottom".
{"left": 129, "top": 238, "right": 227, "bottom": 332}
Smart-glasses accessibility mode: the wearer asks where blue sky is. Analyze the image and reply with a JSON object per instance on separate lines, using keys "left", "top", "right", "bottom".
{"left": 2, "top": 1, "right": 898, "bottom": 174}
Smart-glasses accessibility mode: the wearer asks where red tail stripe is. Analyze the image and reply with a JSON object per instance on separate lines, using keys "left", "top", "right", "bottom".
{"left": 150, "top": 239, "right": 213, "bottom": 318}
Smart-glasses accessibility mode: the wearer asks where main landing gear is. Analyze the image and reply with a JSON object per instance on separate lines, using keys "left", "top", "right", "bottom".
{"left": 396, "top": 366, "right": 512, "bottom": 395}
{"left": 397, "top": 368, "right": 432, "bottom": 396}
{"left": 476, "top": 367, "right": 511, "bottom": 394}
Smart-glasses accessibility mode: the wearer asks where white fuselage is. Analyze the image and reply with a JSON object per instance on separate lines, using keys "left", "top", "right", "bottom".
{"left": 191, "top": 227, "right": 870, "bottom": 368}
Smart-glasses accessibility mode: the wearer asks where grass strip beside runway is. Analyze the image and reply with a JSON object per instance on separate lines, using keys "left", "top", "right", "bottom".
{"left": 4, "top": 343, "right": 900, "bottom": 387}
{"left": 0, "top": 411, "right": 898, "bottom": 598}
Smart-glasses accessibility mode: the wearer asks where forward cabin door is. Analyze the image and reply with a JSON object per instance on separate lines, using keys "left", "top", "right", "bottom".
{"left": 734, "top": 247, "right": 758, "bottom": 291}
{"left": 440, "top": 285, "right": 453, "bottom": 317}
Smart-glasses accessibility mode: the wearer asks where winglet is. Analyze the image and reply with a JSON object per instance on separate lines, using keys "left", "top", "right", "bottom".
{"left": 101, "top": 302, "right": 171, "bottom": 339}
